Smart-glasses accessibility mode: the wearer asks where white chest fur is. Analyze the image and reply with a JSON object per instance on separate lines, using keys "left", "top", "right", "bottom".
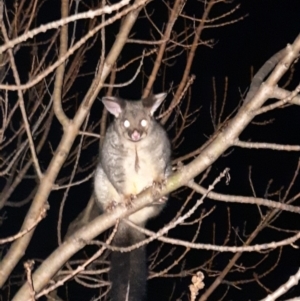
{"left": 122, "top": 144, "right": 159, "bottom": 196}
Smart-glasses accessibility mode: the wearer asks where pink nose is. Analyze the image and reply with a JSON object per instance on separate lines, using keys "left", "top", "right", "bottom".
{"left": 131, "top": 130, "right": 141, "bottom": 141}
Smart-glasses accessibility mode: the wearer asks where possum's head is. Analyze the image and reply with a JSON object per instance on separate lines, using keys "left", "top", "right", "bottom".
{"left": 101, "top": 93, "right": 166, "bottom": 142}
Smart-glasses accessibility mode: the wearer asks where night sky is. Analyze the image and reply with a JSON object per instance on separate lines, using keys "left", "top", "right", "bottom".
{"left": 1, "top": 0, "right": 300, "bottom": 300}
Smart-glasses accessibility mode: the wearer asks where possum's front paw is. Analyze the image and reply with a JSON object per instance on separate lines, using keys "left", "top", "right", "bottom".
{"left": 106, "top": 200, "right": 119, "bottom": 212}
{"left": 123, "top": 194, "right": 136, "bottom": 208}
{"left": 152, "top": 178, "right": 167, "bottom": 191}
{"left": 152, "top": 178, "right": 168, "bottom": 203}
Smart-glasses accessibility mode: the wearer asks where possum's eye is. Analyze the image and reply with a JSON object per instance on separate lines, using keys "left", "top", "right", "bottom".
{"left": 140, "top": 119, "right": 147, "bottom": 127}
{"left": 124, "top": 120, "right": 130, "bottom": 128}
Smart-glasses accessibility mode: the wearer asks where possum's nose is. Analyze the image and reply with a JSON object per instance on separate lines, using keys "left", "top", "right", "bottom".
{"left": 131, "top": 130, "right": 141, "bottom": 141}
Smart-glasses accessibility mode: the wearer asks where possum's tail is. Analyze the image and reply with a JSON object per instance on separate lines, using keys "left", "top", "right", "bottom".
{"left": 110, "top": 221, "right": 147, "bottom": 301}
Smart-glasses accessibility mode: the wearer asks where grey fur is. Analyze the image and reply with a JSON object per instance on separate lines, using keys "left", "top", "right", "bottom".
{"left": 94, "top": 93, "right": 171, "bottom": 301}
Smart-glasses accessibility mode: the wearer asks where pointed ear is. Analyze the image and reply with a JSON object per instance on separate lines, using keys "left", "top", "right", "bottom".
{"left": 101, "top": 97, "right": 125, "bottom": 117}
{"left": 143, "top": 93, "right": 167, "bottom": 116}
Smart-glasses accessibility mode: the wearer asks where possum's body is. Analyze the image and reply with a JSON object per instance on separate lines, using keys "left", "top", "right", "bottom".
{"left": 94, "top": 93, "right": 171, "bottom": 301}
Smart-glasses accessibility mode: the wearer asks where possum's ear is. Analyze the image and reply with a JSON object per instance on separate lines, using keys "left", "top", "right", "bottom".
{"left": 101, "top": 97, "right": 125, "bottom": 118}
{"left": 142, "top": 93, "right": 167, "bottom": 116}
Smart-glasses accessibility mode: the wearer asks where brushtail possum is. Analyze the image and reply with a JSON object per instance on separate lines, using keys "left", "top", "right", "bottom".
{"left": 94, "top": 93, "right": 172, "bottom": 301}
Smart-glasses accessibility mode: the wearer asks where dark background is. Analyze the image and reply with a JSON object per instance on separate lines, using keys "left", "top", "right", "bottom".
{"left": 1, "top": 0, "right": 300, "bottom": 300}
